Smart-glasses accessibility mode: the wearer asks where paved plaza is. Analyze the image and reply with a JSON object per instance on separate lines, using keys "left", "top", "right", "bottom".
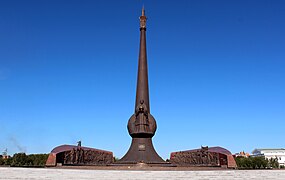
{"left": 1, "top": 167, "right": 285, "bottom": 180}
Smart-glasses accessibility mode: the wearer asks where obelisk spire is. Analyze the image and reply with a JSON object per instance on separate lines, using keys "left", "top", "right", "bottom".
{"left": 118, "top": 8, "right": 165, "bottom": 164}
{"left": 135, "top": 6, "right": 150, "bottom": 112}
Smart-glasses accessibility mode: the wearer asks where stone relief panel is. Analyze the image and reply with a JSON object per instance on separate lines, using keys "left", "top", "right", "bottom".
{"left": 170, "top": 147, "right": 220, "bottom": 166}
{"left": 63, "top": 148, "right": 113, "bottom": 165}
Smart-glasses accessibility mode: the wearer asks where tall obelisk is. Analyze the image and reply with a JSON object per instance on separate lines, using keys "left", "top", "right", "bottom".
{"left": 119, "top": 8, "right": 165, "bottom": 164}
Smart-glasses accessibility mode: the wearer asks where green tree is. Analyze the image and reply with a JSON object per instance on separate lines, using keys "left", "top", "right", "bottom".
{"left": 0, "top": 156, "right": 3, "bottom": 165}
{"left": 28, "top": 154, "right": 49, "bottom": 166}
{"left": 251, "top": 156, "right": 267, "bottom": 169}
{"left": 268, "top": 157, "right": 279, "bottom": 168}
{"left": 11, "top": 153, "right": 28, "bottom": 167}
{"left": 235, "top": 156, "right": 269, "bottom": 169}
{"left": 10, "top": 153, "right": 49, "bottom": 167}
{"left": 113, "top": 157, "right": 120, "bottom": 162}
{"left": 3, "top": 157, "right": 13, "bottom": 166}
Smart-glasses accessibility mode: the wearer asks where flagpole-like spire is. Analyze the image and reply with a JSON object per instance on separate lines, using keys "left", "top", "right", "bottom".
{"left": 136, "top": 6, "right": 149, "bottom": 112}
{"left": 119, "top": 8, "right": 165, "bottom": 164}
{"left": 142, "top": 5, "right": 145, "bottom": 16}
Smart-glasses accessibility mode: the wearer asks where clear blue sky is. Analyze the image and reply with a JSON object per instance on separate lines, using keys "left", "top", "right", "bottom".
{"left": 0, "top": 0, "right": 284, "bottom": 159}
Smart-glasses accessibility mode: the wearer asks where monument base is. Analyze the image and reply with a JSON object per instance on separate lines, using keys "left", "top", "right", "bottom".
{"left": 110, "top": 162, "right": 176, "bottom": 168}
{"left": 117, "top": 138, "right": 167, "bottom": 164}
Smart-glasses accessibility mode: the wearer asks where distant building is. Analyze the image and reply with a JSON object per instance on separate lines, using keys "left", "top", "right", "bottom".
{"left": 1, "top": 154, "right": 11, "bottom": 159}
{"left": 252, "top": 148, "right": 285, "bottom": 167}
{"left": 234, "top": 151, "right": 250, "bottom": 158}
{"left": 2, "top": 148, "right": 10, "bottom": 159}
{"left": 2, "top": 155, "right": 11, "bottom": 159}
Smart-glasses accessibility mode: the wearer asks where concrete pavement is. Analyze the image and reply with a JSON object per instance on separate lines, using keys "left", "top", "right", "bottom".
{"left": 1, "top": 167, "right": 285, "bottom": 180}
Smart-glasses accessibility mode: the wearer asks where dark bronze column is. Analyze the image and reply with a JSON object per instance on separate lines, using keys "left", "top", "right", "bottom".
{"left": 135, "top": 7, "right": 150, "bottom": 113}
{"left": 118, "top": 8, "right": 165, "bottom": 164}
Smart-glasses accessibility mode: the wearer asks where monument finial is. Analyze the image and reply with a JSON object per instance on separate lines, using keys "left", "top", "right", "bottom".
{"left": 142, "top": 5, "right": 145, "bottom": 16}
{"left": 140, "top": 6, "right": 147, "bottom": 29}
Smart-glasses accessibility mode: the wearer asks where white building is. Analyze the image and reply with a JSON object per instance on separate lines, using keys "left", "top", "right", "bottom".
{"left": 252, "top": 148, "right": 285, "bottom": 167}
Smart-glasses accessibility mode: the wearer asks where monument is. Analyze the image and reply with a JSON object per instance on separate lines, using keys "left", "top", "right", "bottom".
{"left": 46, "top": 8, "right": 236, "bottom": 169}
{"left": 117, "top": 8, "right": 165, "bottom": 164}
